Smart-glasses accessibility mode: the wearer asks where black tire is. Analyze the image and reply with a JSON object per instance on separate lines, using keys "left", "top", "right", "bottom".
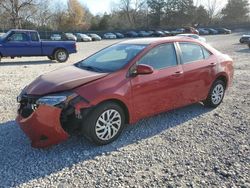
{"left": 248, "top": 44, "right": 250, "bottom": 48}
{"left": 54, "top": 49, "right": 69, "bottom": 63}
{"left": 203, "top": 80, "right": 226, "bottom": 108}
{"left": 83, "top": 102, "right": 125, "bottom": 145}
{"left": 47, "top": 56, "right": 55, "bottom": 60}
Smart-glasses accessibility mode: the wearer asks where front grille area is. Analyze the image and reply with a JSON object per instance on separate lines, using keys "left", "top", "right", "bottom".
{"left": 18, "top": 94, "right": 40, "bottom": 118}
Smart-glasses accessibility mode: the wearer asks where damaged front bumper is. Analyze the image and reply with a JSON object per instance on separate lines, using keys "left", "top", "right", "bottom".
{"left": 16, "top": 105, "right": 69, "bottom": 148}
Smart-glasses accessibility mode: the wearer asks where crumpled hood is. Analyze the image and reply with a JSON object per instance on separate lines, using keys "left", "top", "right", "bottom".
{"left": 25, "top": 65, "right": 108, "bottom": 95}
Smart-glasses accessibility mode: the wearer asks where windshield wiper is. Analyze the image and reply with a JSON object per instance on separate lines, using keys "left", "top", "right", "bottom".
{"left": 79, "top": 65, "right": 107, "bottom": 73}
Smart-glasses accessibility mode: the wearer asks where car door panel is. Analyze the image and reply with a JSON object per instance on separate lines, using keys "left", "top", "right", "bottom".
{"left": 180, "top": 43, "right": 217, "bottom": 104}
{"left": 131, "top": 65, "right": 184, "bottom": 119}
{"left": 178, "top": 42, "right": 217, "bottom": 104}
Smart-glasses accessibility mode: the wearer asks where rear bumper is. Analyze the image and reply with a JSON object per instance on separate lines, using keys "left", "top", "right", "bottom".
{"left": 16, "top": 105, "right": 69, "bottom": 148}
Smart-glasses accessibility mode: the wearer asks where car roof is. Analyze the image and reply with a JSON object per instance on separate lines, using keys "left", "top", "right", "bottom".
{"left": 119, "top": 37, "right": 199, "bottom": 45}
{"left": 178, "top": 34, "right": 197, "bottom": 36}
{"left": 10, "top": 29, "right": 37, "bottom": 32}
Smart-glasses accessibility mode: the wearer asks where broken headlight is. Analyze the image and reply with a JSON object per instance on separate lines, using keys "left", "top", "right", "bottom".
{"left": 36, "top": 92, "right": 78, "bottom": 107}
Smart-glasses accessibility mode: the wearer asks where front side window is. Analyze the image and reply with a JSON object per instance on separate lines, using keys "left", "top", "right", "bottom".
{"left": 9, "top": 33, "right": 28, "bottom": 42}
{"left": 76, "top": 44, "right": 147, "bottom": 72}
{"left": 179, "top": 43, "right": 204, "bottom": 64}
{"left": 138, "top": 43, "right": 178, "bottom": 70}
{"left": 202, "top": 47, "right": 212, "bottom": 59}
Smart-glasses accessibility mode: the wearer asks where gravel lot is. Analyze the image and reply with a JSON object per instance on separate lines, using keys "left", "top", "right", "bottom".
{"left": 0, "top": 33, "right": 249, "bottom": 187}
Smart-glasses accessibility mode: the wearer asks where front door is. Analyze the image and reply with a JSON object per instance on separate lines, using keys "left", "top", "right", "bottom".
{"left": 130, "top": 43, "right": 184, "bottom": 120}
{"left": 2, "top": 32, "right": 31, "bottom": 56}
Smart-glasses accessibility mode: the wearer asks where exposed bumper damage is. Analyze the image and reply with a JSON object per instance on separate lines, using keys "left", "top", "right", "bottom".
{"left": 16, "top": 94, "right": 91, "bottom": 148}
{"left": 16, "top": 105, "right": 69, "bottom": 148}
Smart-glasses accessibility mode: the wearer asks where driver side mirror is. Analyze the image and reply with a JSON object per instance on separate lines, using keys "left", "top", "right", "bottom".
{"left": 6, "top": 37, "right": 12, "bottom": 42}
{"left": 132, "top": 64, "right": 154, "bottom": 76}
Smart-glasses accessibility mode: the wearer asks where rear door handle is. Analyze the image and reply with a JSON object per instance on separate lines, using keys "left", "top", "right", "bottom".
{"left": 209, "top": 62, "right": 217, "bottom": 67}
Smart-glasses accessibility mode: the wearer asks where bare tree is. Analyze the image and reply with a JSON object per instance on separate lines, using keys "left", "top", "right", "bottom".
{"left": 117, "top": 0, "right": 146, "bottom": 28}
{"left": 0, "top": 0, "right": 37, "bottom": 28}
{"left": 33, "top": 0, "right": 52, "bottom": 28}
{"left": 205, "top": 0, "right": 223, "bottom": 21}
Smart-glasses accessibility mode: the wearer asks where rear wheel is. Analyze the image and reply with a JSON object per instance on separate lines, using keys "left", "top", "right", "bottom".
{"left": 203, "top": 80, "right": 226, "bottom": 108}
{"left": 54, "top": 49, "right": 69, "bottom": 63}
{"left": 83, "top": 102, "right": 125, "bottom": 145}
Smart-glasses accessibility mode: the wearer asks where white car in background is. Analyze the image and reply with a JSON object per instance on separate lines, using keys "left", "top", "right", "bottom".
{"left": 103, "top": 33, "right": 117, "bottom": 39}
{"left": 50, "top": 34, "right": 61, "bottom": 41}
{"left": 76, "top": 33, "right": 92, "bottom": 42}
{"left": 177, "top": 34, "right": 206, "bottom": 43}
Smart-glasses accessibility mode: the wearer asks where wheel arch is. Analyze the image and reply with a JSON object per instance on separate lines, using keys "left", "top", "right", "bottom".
{"left": 52, "top": 47, "right": 68, "bottom": 56}
{"left": 215, "top": 74, "right": 228, "bottom": 88}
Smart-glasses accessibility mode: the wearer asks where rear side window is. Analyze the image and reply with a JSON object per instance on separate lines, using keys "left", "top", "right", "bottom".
{"left": 30, "top": 32, "right": 39, "bottom": 41}
{"left": 138, "top": 43, "right": 178, "bottom": 70}
{"left": 179, "top": 43, "right": 204, "bottom": 64}
{"left": 9, "top": 33, "right": 28, "bottom": 42}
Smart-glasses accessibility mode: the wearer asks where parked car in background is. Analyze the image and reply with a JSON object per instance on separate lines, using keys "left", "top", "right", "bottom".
{"left": 177, "top": 34, "right": 206, "bottom": 42}
{"left": 198, "top": 28, "right": 209, "bottom": 35}
{"left": 239, "top": 34, "right": 250, "bottom": 43}
{"left": 164, "top": 31, "right": 171, "bottom": 36}
{"left": 183, "top": 27, "right": 199, "bottom": 35}
{"left": 204, "top": 28, "right": 219, "bottom": 35}
{"left": 247, "top": 38, "right": 250, "bottom": 48}
{"left": 0, "top": 29, "right": 77, "bottom": 62}
{"left": 150, "top": 31, "right": 166, "bottom": 37}
{"left": 16, "top": 37, "right": 234, "bottom": 148}
{"left": 115, "top": 32, "right": 125, "bottom": 38}
{"left": 103, "top": 33, "right": 117, "bottom": 39}
{"left": 125, "top": 31, "right": 139, "bottom": 38}
{"left": 76, "top": 33, "right": 92, "bottom": 42}
{"left": 87, "top": 34, "right": 102, "bottom": 41}
{"left": 51, "top": 34, "right": 61, "bottom": 41}
{"left": 138, "top": 31, "right": 150, "bottom": 37}
{"left": 62, "top": 33, "right": 77, "bottom": 41}
{"left": 171, "top": 28, "right": 185, "bottom": 35}
{"left": 215, "top": 28, "right": 231, "bottom": 34}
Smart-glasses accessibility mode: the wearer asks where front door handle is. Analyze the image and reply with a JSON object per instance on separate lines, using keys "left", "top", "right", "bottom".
{"left": 173, "top": 71, "right": 183, "bottom": 77}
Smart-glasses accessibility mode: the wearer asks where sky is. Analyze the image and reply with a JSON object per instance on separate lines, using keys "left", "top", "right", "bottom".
{"left": 60, "top": 0, "right": 237, "bottom": 15}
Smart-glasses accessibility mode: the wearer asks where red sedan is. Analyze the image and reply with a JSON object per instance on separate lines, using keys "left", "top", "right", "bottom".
{"left": 16, "top": 37, "right": 234, "bottom": 148}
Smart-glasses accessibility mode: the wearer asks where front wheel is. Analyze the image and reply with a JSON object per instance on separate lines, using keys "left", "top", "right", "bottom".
{"left": 203, "top": 80, "right": 226, "bottom": 108}
{"left": 54, "top": 49, "right": 69, "bottom": 63}
{"left": 83, "top": 102, "right": 125, "bottom": 145}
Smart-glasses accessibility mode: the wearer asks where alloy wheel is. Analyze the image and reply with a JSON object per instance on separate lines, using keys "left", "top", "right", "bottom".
{"left": 95, "top": 109, "right": 122, "bottom": 141}
{"left": 211, "top": 84, "right": 224, "bottom": 105}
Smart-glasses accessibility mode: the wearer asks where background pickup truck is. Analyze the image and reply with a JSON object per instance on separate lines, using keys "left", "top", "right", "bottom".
{"left": 0, "top": 29, "right": 77, "bottom": 63}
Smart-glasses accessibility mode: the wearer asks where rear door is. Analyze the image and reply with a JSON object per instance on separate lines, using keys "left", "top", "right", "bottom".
{"left": 130, "top": 43, "right": 184, "bottom": 119}
{"left": 2, "top": 32, "right": 31, "bottom": 56}
{"left": 28, "top": 32, "right": 42, "bottom": 55}
{"left": 177, "top": 42, "right": 217, "bottom": 104}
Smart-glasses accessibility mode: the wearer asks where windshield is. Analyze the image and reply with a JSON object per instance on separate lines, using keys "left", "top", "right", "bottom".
{"left": 0, "top": 30, "right": 11, "bottom": 39}
{"left": 76, "top": 44, "right": 147, "bottom": 73}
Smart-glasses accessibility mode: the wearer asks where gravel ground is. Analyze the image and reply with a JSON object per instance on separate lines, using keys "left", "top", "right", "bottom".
{"left": 0, "top": 33, "right": 249, "bottom": 188}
